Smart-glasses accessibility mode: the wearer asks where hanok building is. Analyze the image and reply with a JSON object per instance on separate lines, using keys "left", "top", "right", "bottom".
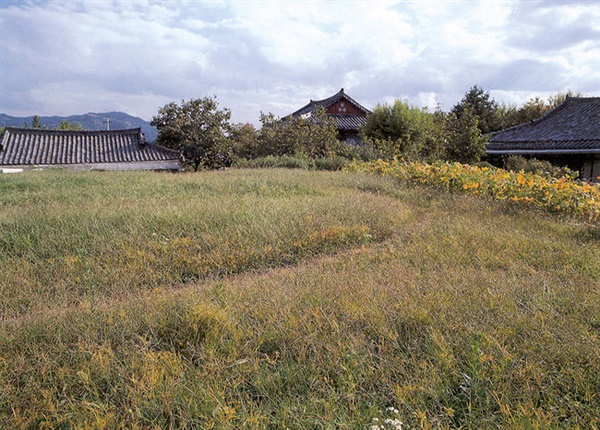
{"left": 0, "top": 127, "right": 183, "bottom": 172}
{"left": 487, "top": 97, "right": 600, "bottom": 182}
{"left": 289, "top": 88, "right": 371, "bottom": 145}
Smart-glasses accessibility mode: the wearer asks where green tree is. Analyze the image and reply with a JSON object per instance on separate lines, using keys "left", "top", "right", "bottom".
{"left": 497, "top": 90, "right": 585, "bottom": 130}
{"left": 496, "top": 98, "right": 548, "bottom": 129}
{"left": 55, "top": 120, "right": 84, "bottom": 130}
{"left": 548, "top": 89, "right": 583, "bottom": 109}
{"left": 32, "top": 115, "right": 43, "bottom": 129}
{"left": 297, "top": 106, "right": 342, "bottom": 158}
{"left": 230, "top": 123, "right": 260, "bottom": 160}
{"left": 361, "top": 100, "right": 444, "bottom": 161}
{"left": 258, "top": 106, "right": 342, "bottom": 159}
{"left": 257, "top": 112, "right": 296, "bottom": 157}
{"left": 151, "top": 97, "right": 232, "bottom": 171}
{"left": 25, "top": 115, "right": 47, "bottom": 130}
{"left": 451, "top": 85, "right": 501, "bottom": 134}
{"left": 511, "top": 97, "right": 549, "bottom": 126}
{"left": 443, "top": 108, "right": 487, "bottom": 164}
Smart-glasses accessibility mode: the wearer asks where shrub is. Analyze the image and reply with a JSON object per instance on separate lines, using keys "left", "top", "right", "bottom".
{"left": 233, "top": 155, "right": 313, "bottom": 170}
{"left": 314, "top": 156, "right": 350, "bottom": 171}
{"left": 505, "top": 155, "right": 578, "bottom": 179}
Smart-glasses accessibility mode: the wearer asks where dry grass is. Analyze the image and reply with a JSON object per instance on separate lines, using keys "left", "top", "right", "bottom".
{"left": 1, "top": 169, "right": 598, "bottom": 428}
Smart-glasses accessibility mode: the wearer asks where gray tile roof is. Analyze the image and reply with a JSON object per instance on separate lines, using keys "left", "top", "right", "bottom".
{"left": 289, "top": 88, "right": 370, "bottom": 132}
{"left": 488, "top": 97, "right": 600, "bottom": 154}
{"left": 0, "top": 127, "right": 182, "bottom": 166}
{"left": 328, "top": 114, "right": 368, "bottom": 131}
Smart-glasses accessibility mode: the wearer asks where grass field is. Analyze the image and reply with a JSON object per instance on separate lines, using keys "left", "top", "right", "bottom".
{"left": 1, "top": 169, "right": 599, "bottom": 429}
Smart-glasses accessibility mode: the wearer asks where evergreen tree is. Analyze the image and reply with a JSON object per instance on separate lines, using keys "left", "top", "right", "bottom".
{"left": 451, "top": 85, "right": 501, "bottom": 134}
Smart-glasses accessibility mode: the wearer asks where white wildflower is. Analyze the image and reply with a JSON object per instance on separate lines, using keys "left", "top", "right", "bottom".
{"left": 384, "top": 418, "right": 403, "bottom": 429}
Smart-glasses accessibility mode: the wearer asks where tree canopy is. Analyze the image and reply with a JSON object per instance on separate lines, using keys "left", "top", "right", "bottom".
{"left": 360, "top": 100, "right": 444, "bottom": 162}
{"left": 56, "top": 120, "right": 84, "bottom": 130}
{"left": 443, "top": 108, "right": 487, "bottom": 164}
{"left": 229, "top": 123, "right": 261, "bottom": 160}
{"left": 451, "top": 85, "right": 501, "bottom": 135}
{"left": 256, "top": 106, "right": 342, "bottom": 159}
{"left": 151, "top": 97, "right": 232, "bottom": 171}
{"left": 23, "top": 115, "right": 47, "bottom": 130}
{"left": 496, "top": 90, "right": 584, "bottom": 130}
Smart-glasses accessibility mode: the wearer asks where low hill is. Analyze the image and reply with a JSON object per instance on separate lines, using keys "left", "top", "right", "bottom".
{"left": 0, "top": 112, "right": 158, "bottom": 142}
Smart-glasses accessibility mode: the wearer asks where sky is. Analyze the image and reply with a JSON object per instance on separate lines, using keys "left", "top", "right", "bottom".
{"left": 1, "top": 0, "right": 599, "bottom": 126}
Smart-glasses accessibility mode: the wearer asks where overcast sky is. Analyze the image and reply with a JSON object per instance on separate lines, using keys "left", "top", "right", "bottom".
{"left": 1, "top": 0, "right": 599, "bottom": 125}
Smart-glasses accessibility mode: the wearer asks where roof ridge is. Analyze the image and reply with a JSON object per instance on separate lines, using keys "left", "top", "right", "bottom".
{"left": 492, "top": 96, "right": 600, "bottom": 139}
{"left": 290, "top": 88, "right": 370, "bottom": 117}
{"left": 4, "top": 127, "right": 141, "bottom": 134}
{"left": 565, "top": 96, "right": 600, "bottom": 102}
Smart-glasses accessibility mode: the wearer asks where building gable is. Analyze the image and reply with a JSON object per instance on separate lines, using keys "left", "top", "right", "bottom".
{"left": 288, "top": 88, "right": 370, "bottom": 144}
{"left": 326, "top": 99, "right": 366, "bottom": 116}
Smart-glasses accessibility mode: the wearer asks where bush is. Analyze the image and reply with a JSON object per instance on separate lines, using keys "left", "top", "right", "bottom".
{"left": 235, "top": 155, "right": 354, "bottom": 171}
{"left": 234, "top": 155, "right": 313, "bottom": 170}
{"left": 314, "top": 156, "right": 350, "bottom": 171}
{"left": 505, "top": 155, "right": 578, "bottom": 179}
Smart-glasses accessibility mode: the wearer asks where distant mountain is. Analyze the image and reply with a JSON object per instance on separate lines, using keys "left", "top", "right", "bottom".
{"left": 0, "top": 112, "right": 158, "bottom": 142}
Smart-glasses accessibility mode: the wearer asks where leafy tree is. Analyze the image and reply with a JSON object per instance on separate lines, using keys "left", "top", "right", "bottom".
{"left": 548, "top": 89, "right": 583, "bottom": 109}
{"left": 55, "top": 120, "right": 84, "bottom": 130}
{"left": 257, "top": 112, "right": 291, "bottom": 157}
{"left": 361, "top": 100, "right": 444, "bottom": 161}
{"left": 443, "top": 108, "right": 487, "bottom": 164}
{"left": 151, "top": 97, "right": 232, "bottom": 171}
{"left": 511, "top": 97, "right": 549, "bottom": 126}
{"left": 258, "top": 106, "right": 342, "bottom": 159}
{"left": 297, "top": 106, "right": 342, "bottom": 158}
{"left": 230, "top": 123, "right": 260, "bottom": 160}
{"left": 451, "top": 85, "right": 501, "bottom": 134}
{"left": 496, "top": 98, "right": 548, "bottom": 130}
{"left": 497, "top": 90, "right": 585, "bottom": 129}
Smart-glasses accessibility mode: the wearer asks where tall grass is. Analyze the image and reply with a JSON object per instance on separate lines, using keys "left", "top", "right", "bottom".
{"left": 0, "top": 169, "right": 405, "bottom": 320}
{"left": 1, "top": 169, "right": 599, "bottom": 428}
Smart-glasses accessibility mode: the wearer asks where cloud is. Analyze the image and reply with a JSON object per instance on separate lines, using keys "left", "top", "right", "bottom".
{"left": 1, "top": 0, "right": 598, "bottom": 125}
{"left": 507, "top": 0, "right": 599, "bottom": 53}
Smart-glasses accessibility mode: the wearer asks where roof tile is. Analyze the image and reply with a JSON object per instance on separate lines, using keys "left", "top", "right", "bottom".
{"left": 0, "top": 127, "right": 181, "bottom": 167}
{"left": 488, "top": 97, "right": 600, "bottom": 153}
{"left": 289, "top": 88, "right": 370, "bottom": 133}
